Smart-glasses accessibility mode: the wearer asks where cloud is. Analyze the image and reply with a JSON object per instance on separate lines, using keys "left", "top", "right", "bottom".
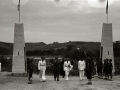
{"left": 87, "top": 0, "right": 113, "bottom": 8}
{"left": 0, "top": 0, "right": 120, "bottom": 43}
{"left": 49, "top": 0, "right": 72, "bottom": 7}
{"left": 12, "top": 0, "right": 29, "bottom": 5}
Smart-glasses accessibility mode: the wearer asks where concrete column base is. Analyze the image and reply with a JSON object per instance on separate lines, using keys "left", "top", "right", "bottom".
{"left": 12, "top": 73, "right": 27, "bottom": 77}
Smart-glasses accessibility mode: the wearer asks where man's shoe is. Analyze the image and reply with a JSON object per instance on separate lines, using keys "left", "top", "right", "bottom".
{"left": 109, "top": 79, "right": 113, "bottom": 81}
{"left": 103, "top": 78, "right": 107, "bottom": 80}
{"left": 82, "top": 78, "right": 85, "bottom": 80}
{"left": 86, "top": 82, "right": 92, "bottom": 85}
{"left": 66, "top": 78, "right": 68, "bottom": 80}
{"left": 28, "top": 81, "right": 32, "bottom": 84}
{"left": 40, "top": 79, "right": 43, "bottom": 82}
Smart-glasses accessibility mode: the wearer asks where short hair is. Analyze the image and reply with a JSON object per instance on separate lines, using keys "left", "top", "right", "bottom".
{"left": 109, "top": 59, "right": 112, "bottom": 62}
{"left": 29, "top": 58, "right": 33, "bottom": 63}
{"left": 41, "top": 57, "right": 44, "bottom": 59}
{"left": 55, "top": 57, "right": 58, "bottom": 59}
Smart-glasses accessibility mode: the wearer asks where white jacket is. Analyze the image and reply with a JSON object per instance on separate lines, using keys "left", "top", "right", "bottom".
{"left": 78, "top": 60, "right": 85, "bottom": 70}
{"left": 64, "top": 61, "right": 72, "bottom": 71}
{"left": 38, "top": 60, "right": 46, "bottom": 71}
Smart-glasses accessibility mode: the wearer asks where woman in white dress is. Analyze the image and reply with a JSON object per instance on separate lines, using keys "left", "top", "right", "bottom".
{"left": 38, "top": 57, "right": 46, "bottom": 82}
{"left": 63, "top": 58, "right": 72, "bottom": 80}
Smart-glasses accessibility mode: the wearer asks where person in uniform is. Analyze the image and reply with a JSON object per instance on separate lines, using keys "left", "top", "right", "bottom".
{"left": 38, "top": 57, "right": 46, "bottom": 82}
{"left": 85, "top": 57, "right": 94, "bottom": 85}
{"left": 108, "top": 59, "right": 113, "bottom": 81}
{"left": 78, "top": 58, "right": 85, "bottom": 80}
{"left": 28, "top": 58, "right": 34, "bottom": 84}
{"left": 63, "top": 58, "right": 72, "bottom": 80}
{"left": 53, "top": 57, "right": 60, "bottom": 81}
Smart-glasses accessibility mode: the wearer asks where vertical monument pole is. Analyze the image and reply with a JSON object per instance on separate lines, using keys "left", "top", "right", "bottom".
{"left": 12, "top": 0, "right": 26, "bottom": 76}
{"left": 101, "top": 23, "right": 115, "bottom": 73}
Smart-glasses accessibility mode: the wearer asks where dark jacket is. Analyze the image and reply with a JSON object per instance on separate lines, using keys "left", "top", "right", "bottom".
{"left": 85, "top": 58, "right": 94, "bottom": 75}
{"left": 53, "top": 60, "right": 60, "bottom": 71}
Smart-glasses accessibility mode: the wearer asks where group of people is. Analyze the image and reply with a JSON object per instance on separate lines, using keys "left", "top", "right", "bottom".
{"left": 37, "top": 57, "right": 74, "bottom": 82}
{"left": 27, "top": 56, "right": 113, "bottom": 85}
{"left": 97, "top": 59, "right": 113, "bottom": 81}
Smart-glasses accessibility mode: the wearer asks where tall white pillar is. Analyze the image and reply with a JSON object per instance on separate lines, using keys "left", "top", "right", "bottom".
{"left": 12, "top": 23, "right": 26, "bottom": 74}
{"left": 101, "top": 23, "right": 115, "bottom": 73}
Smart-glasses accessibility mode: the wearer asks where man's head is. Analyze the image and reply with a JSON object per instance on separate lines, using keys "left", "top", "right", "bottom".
{"left": 41, "top": 57, "right": 45, "bottom": 60}
{"left": 109, "top": 59, "right": 112, "bottom": 63}
{"left": 29, "top": 58, "right": 33, "bottom": 64}
{"left": 81, "top": 58, "right": 83, "bottom": 61}
{"left": 55, "top": 57, "right": 58, "bottom": 60}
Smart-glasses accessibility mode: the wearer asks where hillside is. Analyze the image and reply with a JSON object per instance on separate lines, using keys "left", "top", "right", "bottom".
{"left": 0, "top": 41, "right": 100, "bottom": 55}
{"left": 0, "top": 42, "right": 12, "bottom": 49}
{"left": 26, "top": 41, "right": 100, "bottom": 51}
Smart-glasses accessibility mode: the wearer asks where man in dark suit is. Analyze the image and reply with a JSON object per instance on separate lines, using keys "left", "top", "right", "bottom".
{"left": 53, "top": 57, "right": 60, "bottom": 81}
{"left": 97, "top": 58, "right": 103, "bottom": 79}
{"left": 28, "top": 58, "right": 34, "bottom": 84}
{"left": 108, "top": 59, "right": 113, "bottom": 81}
{"left": 60, "top": 58, "right": 65, "bottom": 78}
{"left": 103, "top": 59, "right": 108, "bottom": 80}
{"left": 85, "top": 57, "right": 94, "bottom": 85}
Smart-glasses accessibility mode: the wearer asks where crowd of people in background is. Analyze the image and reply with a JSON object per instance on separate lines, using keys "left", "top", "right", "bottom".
{"left": 97, "top": 59, "right": 113, "bottom": 81}
{"left": 27, "top": 56, "right": 113, "bottom": 85}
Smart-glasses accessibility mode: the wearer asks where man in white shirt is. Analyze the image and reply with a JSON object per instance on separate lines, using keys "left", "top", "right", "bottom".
{"left": 63, "top": 58, "right": 72, "bottom": 80}
{"left": 38, "top": 57, "right": 46, "bottom": 82}
{"left": 78, "top": 59, "right": 85, "bottom": 80}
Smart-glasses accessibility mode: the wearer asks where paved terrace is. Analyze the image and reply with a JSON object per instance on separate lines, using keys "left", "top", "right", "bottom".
{"left": 0, "top": 72, "right": 120, "bottom": 90}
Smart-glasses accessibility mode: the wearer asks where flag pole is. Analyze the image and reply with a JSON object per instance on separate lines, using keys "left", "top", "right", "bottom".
{"left": 107, "top": 12, "right": 108, "bottom": 23}
{"left": 19, "top": 0, "right": 20, "bottom": 23}
{"left": 106, "top": 0, "right": 108, "bottom": 23}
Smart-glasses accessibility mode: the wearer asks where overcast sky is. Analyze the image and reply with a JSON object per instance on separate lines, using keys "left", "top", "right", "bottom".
{"left": 0, "top": 0, "right": 120, "bottom": 44}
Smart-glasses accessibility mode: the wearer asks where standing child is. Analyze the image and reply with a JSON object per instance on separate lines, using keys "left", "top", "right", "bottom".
{"left": 28, "top": 58, "right": 34, "bottom": 84}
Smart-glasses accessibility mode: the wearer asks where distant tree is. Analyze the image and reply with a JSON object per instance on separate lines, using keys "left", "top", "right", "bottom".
{"left": 114, "top": 41, "right": 120, "bottom": 57}
{"left": 0, "top": 47, "right": 9, "bottom": 55}
{"left": 0, "top": 55, "right": 5, "bottom": 64}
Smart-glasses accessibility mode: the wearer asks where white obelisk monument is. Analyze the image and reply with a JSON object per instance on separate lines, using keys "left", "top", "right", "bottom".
{"left": 101, "top": 0, "right": 115, "bottom": 73}
{"left": 12, "top": 0, "right": 26, "bottom": 75}
{"left": 101, "top": 23, "right": 115, "bottom": 73}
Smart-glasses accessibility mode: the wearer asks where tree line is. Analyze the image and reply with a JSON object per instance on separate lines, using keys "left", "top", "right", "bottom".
{"left": 0, "top": 41, "right": 120, "bottom": 58}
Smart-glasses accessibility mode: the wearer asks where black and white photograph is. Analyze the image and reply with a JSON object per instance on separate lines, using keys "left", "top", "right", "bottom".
{"left": 0, "top": 0, "right": 120, "bottom": 90}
